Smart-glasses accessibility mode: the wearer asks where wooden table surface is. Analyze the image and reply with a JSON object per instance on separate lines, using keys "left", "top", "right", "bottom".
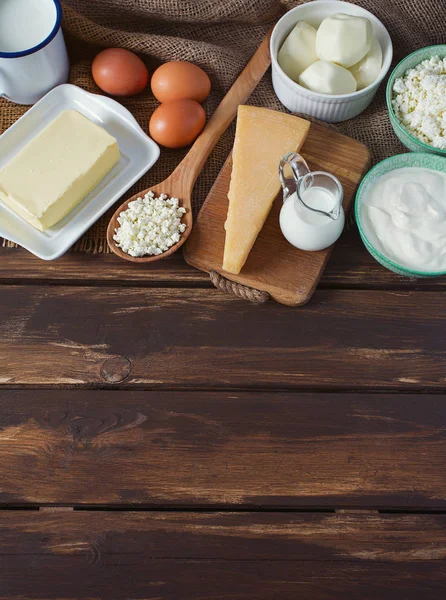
{"left": 0, "top": 224, "right": 445, "bottom": 598}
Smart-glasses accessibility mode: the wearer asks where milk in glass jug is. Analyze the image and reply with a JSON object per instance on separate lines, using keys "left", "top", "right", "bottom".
{"left": 279, "top": 152, "right": 345, "bottom": 251}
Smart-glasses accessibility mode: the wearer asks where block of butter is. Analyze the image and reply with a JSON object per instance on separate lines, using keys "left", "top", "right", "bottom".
{"left": 0, "top": 110, "right": 120, "bottom": 231}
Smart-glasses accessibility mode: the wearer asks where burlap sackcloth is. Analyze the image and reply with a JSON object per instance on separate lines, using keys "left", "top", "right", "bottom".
{"left": 1, "top": 0, "right": 444, "bottom": 251}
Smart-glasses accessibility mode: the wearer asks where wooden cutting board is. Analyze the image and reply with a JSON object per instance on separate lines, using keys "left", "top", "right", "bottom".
{"left": 183, "top": 121, "right": 371, "bottom": 306}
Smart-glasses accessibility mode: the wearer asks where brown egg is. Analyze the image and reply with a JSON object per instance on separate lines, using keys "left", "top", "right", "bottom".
{"left": 92, "top": 48, "right": 149, "bottom": 96}
{"left": 151, "top": 61, "right": 211, "bottom": 103}
{"left": 149, "top": 99, "right": 206, "bottom": 148}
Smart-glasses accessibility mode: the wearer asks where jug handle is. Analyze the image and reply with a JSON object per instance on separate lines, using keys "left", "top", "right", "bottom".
{"left": 279, "top": 152, "right": 312, "bottom": 203}
{"left": 279, "top": 151, "right": 343, "bottom": 221}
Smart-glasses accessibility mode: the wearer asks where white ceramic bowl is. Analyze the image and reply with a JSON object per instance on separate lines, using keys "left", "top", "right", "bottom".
{"left": 270, "top": 0, "right": 393, "bottom": 122}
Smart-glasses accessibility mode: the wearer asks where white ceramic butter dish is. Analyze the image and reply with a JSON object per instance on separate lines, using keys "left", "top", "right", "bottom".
{"left": 0, "top": 83, "right": 160, "bottom": 260}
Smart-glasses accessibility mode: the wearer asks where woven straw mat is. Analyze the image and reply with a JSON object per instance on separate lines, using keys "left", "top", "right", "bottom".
{"left": 1, "top": 0, "right": 444, "bottom": 251}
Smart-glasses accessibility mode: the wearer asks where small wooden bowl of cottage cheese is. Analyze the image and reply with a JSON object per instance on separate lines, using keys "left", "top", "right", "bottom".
{"left": 386, "top": 45, "right": 446, "bottom": 156}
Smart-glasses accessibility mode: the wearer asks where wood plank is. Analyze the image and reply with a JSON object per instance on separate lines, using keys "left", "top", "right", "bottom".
{"left": 0, "top": 286, "right": 445, "bottom": 389}
{"left": 0, "top": 246, "right": 207, "bottom": 284}
{"left": 0, "top": 511, "right": 445, "bottom": 599}
{"left": 2, "top": 226, "right": 446, "bottom": 288}
{"left": 0, "top": 390, "right": 444, "bottom": 507}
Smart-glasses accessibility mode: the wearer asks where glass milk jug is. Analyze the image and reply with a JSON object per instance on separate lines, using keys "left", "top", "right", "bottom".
{"left": 279, "top": 152, "right": 345, "bottom": 251}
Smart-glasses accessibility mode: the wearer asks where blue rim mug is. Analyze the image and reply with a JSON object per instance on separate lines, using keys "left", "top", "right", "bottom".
{"left": 0, "top": 0, "right": 69, "bottom": 105}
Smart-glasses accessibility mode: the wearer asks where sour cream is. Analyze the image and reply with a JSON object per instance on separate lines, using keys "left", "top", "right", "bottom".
{"left": 360, "top": 167, "right": 446, "bottom": 272}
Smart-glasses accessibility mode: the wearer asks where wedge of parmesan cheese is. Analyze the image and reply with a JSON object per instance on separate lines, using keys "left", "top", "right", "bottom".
{"left": 223, "top": 106, "right": 310, "bottom": 274}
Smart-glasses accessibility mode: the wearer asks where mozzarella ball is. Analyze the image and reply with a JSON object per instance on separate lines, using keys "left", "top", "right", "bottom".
{"left": 278, "top": 21, "right": 318, "bottom": 82}
{"left": 349, "top": 36, "right": 383, "bottom": 90}
{"left": 316, "top": 13, "right": 373, "bottom": 68}
{"left": 299, "top": 60, "right": 357, "bottom": 95}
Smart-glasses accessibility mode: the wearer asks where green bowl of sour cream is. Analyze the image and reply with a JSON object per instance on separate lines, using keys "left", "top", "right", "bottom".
{"left": 355, "top": 153, "right": 446, "bottom": 278}
{"left": 386, "top": 45, "right": 446, "bottom": 156}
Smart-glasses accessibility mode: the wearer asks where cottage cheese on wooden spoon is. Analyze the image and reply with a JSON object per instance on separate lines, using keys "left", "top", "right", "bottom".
{"left": 113, "top": 191, "right": 186, "bottom": 257}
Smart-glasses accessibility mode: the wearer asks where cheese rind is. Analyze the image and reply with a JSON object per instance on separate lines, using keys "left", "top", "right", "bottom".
{"left": 0, "top": 110, "right": 120, "bottom": 231}
{"left": 223, "top": 106, "right": 310, "bottom": 274}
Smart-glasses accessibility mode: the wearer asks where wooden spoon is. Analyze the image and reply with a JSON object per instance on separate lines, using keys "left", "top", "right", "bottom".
{"left": 107, "top": 30, "right": 272, "bottom": 262}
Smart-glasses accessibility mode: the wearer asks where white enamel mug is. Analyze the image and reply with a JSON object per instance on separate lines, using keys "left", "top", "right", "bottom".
{"left": 0, "top": 0, "right": 70, "bottom": 105}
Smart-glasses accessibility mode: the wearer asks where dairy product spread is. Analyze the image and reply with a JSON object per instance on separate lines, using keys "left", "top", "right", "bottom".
{"left": 223, "top": 106, "right": 310, "bottom": 274}
{"left": 278, "top": 13, "right": 381, "bottom": 96}
{"left": 0, "top": 110, "right": 120, "bottom": 231}
{"left": 360, "top": 167, "right": 446, "bottom": 272}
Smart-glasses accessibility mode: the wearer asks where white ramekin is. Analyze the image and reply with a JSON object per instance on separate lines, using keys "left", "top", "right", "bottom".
{"left": 271, "top": 0, "right": 393, "bottom": 123}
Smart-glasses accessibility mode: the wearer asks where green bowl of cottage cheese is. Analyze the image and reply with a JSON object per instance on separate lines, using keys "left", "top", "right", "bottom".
{"left": 386, "top": 45, "right": 446, "bottom": 156}
{"left": 355, "top": 153, "right": 446, "bottom": 278}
